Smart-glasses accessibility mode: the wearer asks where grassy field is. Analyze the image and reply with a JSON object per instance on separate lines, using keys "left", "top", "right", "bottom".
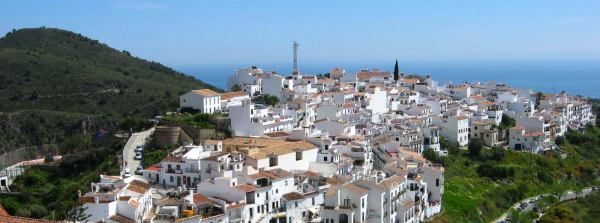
{"left": 431, "top": 126, "right": 600, "bottom": 223}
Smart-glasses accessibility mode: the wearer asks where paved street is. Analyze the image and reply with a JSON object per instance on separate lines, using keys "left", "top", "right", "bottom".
{"left": 493, "top": 186, "right": 599, "bottom": 223}
{"left": 122, "top": 127, "right": 154, "bottom": 177}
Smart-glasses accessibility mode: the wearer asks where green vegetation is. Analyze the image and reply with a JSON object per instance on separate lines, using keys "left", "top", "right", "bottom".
{"left": 431, "top": 126, "right": 600, "bottom": 223}
{"left": 393, "top": 60, "right": 400, "bottom": 81}
{"left": 0, "top": 27, "right": 219, "bottom": 152}
{"left": 261, "top": 94, "right": 280, "bottom": 106}
{"left": 161, "top": 113, "right": 223, "bottom": 128}
{"left": 0, "top": 139, "right": 124, "bottom": 220}
{"left": 539, "top": 193, "right": 600, "bottom": 223}
{"left": 499, "top": 113, "right": 516, "bottom": 130}
{"left": 508, "top": 210, "right": 539, "bottom": 223}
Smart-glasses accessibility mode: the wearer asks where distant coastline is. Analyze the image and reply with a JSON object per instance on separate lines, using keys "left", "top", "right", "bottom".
{"left": 175, "top": 59, "right": 600, "bottom": 98}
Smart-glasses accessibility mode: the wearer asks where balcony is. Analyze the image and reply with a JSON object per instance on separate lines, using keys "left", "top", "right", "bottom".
{"left": 185, "top": 167, "right": 200, "bottom": 173}
{"left": 165, "top": 169, "right": 183, "bottom": 174}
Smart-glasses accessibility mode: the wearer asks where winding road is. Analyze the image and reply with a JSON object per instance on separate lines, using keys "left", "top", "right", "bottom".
{"left": 121, "top": 127, "right": 154, "bottom": 176}
{"left": 493, "top": 186, "right": 598, "bottom": 223}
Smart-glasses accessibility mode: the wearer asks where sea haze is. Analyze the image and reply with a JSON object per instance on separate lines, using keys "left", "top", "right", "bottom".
{"left": 175, "top": 59, "right": 600, "bottom": 98}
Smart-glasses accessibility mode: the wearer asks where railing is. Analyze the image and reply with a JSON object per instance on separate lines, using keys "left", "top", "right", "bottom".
{"left": 185, "top": 167, "right": 200, "bottom": 173}
{"left": 165, "top": 169, "right": 183, "bottom": 174}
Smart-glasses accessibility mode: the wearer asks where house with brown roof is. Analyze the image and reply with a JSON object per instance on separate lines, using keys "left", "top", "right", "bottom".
{"left": 80, "top": 176, "right": 153, "bottom": 223}
{"left": 179, "top": 88, "right": 222, "bottom": 114}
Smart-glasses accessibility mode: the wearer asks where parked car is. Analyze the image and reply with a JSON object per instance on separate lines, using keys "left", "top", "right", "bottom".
{"left": 134, "top": 152, "right": 142, "bottom": 160}
{"left": 135, "top": 166, "right": 143, "bottom": 175}
{"left": 135, "top": 145, "right": 143, "bottom": 153}
{"left": 124, "top": 168, "right": 131, "bottom": 178}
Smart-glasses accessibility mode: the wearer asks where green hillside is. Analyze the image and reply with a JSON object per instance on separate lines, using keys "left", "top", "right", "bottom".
{"left": 0, "top": 27, "right": 220, "bottom": 153}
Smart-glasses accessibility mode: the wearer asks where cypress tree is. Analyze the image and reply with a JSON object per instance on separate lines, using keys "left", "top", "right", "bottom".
{"left": 394, "top": 60, "right": 399, "bottom": 81}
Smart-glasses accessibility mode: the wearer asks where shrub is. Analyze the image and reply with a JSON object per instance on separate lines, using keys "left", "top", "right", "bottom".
{"left": 468, "top": 139, "right": 483, "bottom": 157}
{"left": 476, "top": 162, "right": 515, "bottom": 180}
{"left": 422, "top": 148, "right": 440, "bottom": 163}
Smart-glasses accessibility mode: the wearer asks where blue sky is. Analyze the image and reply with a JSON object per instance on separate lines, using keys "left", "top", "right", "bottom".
{"left": 1, "top": 0, "right": 599, "bottom": 67}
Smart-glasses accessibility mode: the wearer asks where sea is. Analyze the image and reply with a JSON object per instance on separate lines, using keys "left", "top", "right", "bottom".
{"left": 175, "top": 59, "right": 600, "bottom": 98}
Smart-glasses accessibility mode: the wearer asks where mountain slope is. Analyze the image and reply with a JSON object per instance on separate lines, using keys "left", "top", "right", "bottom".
{"left": 0, "top": 27, "right": 220, "bottom": 152}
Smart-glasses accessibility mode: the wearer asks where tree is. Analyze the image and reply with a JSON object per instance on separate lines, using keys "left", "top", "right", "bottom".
{"left": 65, "top": 206, "right": 91, "bottom": 223}
{"left": 468, "top": 139, "right": 483, "bottom": 157}
{"left": 422, "top": 148, "right": 440, "bottom": 163}
{"left": 490, "top": 147, "right": 505, "bottom": 161}
{"left": 263, "top": 94, "right": 279, "bottom": 106}
{"left": 231, "top": 84, "right": 242, "bottom": 91}
{"left": 535, "top": 92, "right": 545, "bottom": 108}
{"left": 393, "top": 60, "right": 400, "bottom": 81}
{"left": 500, "top": 114, "right": 516, "bottom": 129}
{"left": 539, "top": 206, "right": 575, "bottom": 223}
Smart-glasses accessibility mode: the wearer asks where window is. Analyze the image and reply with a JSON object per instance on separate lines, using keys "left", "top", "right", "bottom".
{"left": 324, "top": 157, "right": 328, "bottom": 162}
{"left": 324, "top": 145, "right": 329, "bottom": 150}
{"left": 296, "top": 151, "right": 302, "bottom": 161}
{"left": 269, "top": 156, "right": 278, "bottom": 167}
{"left": 170, "top": 176, "right": 174, "bottom": 182}
{"left": 436, "top": 178, "right": 440, "bottom": 187}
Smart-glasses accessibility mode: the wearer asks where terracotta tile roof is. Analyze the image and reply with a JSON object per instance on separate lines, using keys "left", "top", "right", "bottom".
{"left": 162, "top": 156, "right": 184, "bottom": 163}
{"left": 79, "top": 196, "right": 96, "bottom": 204}
{"left": 341, "top": 102, "right": 354, "bottom": 109}
{"left": 0, "top": 204, "right": 9, "bottom": 216}
{"left": 403, "top": 78, "right": 420, "bottom": 84}
{"left": 109, "top": 214, "right": 136, "bottom": 223}
{"left": 220, "top": 91, "right": 249, "bottom": 100}
{"left": 0, "top": 206, "right": 59, "bottom": 223}
{"left": 126, "top": 180, "right": 151, "bottom": 194}
{"left": 455, "top": 115, "right": 468, "bottom": 120}
{"left": 204, "top": 139, "right": 221, "bottom": 144}
{"left": 357, "top": 71, "right": 390, "bottom": 80}
{"left": 317, "top": 78, "right": 335, "bottom": 84}
{"left": 191, "top": 89, "right": 220, "bottom": 97}
{"left": 193, "top": 193, "right": 217, "bottom": 205}
{"left": 264, "top": 131, "right": 290, "bottom": 137}
{"left": 145, "top": 165, "right": 161, "bottom": 172}
{"left": 510, "top": 126, "right": 525, "bottom": 130}
{"left": 302, "top": 171, "right": 320, "bottom": 177}
{"left": 223, "top": 137, "right": 317, "bottom": 160}
{"left": 282, "top": 192, "right": 305, "bottom": 201}
{"left": 0, "top": 216, "right": 60, "bottom": 223}
{"left": 470, "top": 95, "right": 485, "bottom": 100}
{"left": 342, "top": 183, "right": 369, "bottom": 194}
{"left": 227, "top": 202, "right": 247, "bottom": 209}
{"left": 234, "top": 184, "right": 258, "bottom": 192}
{"left": 202, "top": 151, "right": 229, "bottom": 161}
{"left": 249, "top": 169, "right": 292, "bottom": 180}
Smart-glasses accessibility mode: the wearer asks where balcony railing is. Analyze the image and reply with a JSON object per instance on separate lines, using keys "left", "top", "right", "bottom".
{"left": 165, "top": 169, "right": 183, "bottom": 174}
{"left": 185, "top": 167, "right": 200, "bottom": 173}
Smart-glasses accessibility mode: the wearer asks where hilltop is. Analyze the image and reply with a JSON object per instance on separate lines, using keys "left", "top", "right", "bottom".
{"left": 0, "top": 27, "right": 220, "bottom": 153}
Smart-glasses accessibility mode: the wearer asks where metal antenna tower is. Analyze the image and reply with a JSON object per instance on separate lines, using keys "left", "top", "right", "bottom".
{"left": 293, "top": 41, "right": 299, "bottom": 75}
